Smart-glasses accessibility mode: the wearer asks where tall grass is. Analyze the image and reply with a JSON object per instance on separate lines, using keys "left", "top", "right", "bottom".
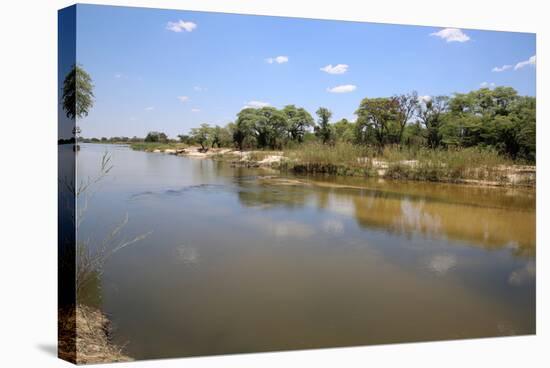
{"left": 282, "top": 142, "right": 373, "bottom": 176}
{"left": 75, "top": 153, "right": 152, "bottom": 298}
{"left": 280, "top": 141, "right": 524, "bottom": 184}
{"left": 381, "top": 146, "right": 513, "bottom": 182}
{"left": 129, "top": 142, "right": 187, "bottom": 152}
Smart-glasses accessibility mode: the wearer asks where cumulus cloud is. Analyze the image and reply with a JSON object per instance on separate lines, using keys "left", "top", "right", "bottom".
{"left": 145, "top": 106, "right": 155, "bottom": 111}
{"left": 320, "top": 64, "right": 349, "bottom": 74}
{"left": 430, "top": 28, "right": 470, "bottom": 43}
{"left": 492, "top": 55, "right": 536, "bottom": 72}
{"left": 177, "top": 96, "right": 189, "bottom": 103}
{"left": 480, "top": 82, "right": 495, "bottom": 89}
{"left": 327, "top": 84, "right": 357, "bottom": 93}
{"left": 492, "top": 64, "right": 512, "bottom": 72}
{"left": 193, "top": 86, "right": 207, "bottom": 92}
{"left": 191, "top": 108, "right": 201, "bottom": 112}
{"left": 166, "top": 20, "right": 197, "bottom": 32}
{"left": 243, "top": 100, "right": 271, "bottom": 109}
{"left": 266, "top": 56, "right": 289, "bottom": 64}
{"left": 514, "top": 55, "right": 536, "bottom": 70}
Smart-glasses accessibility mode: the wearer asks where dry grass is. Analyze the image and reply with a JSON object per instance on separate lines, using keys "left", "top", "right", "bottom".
{"left": 279, "top": 142, "right": 533, "bottom": 186}
{"left": 59, "top": 152, "right": 151, "bottom": 364}
{"left": 129, "top": 142, "right": 188, "bottom": 152}
{"left": 59, "top": 305, "right": 132, "bottom": 364}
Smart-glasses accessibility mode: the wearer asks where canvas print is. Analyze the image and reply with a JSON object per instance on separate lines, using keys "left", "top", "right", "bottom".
{"left": 58, "top": 4, "right": 536, "bottom": 364}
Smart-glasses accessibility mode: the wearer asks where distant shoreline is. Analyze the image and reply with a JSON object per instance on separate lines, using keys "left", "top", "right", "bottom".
{"left": 95, "top": 142, "right": 535, "bottom": 188}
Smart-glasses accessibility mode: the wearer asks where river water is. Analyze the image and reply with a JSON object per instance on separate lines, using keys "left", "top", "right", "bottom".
{"left": 76, "top": 143, "right": 536, "bottom": 360}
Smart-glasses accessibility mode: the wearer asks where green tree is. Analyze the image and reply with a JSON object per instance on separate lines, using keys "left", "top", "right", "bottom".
{"left": 417, "top": 96, "right": 449, "bottom": 148}
{"left": 62, "top": 64, "right": 94, "bottom": 121}
{"left": 355, "top": 98, "right": 400, "bottom": 148}
{"left": 395, "top": 91, "right": 419, "bottom": 145}
{"left": 190, "top": 123, "right": 212, "bottom": 151}
{"left": 511, "top": 96, "right": 536, "bottom": 161}
{"left": 283, "top": 105, "right": 314, "bottom": 143}
{"left": 333, "top": 118, "right": 356, "bottom": 143}
{"left": 210, "top": 125, "right": 232, "bottom": 148}
{"left": 254, "top": 107, "right": 289, "bottom": 149}
{"left": 315, "top": 107, "right": 333, "bottom": 144}
{"left": 177, "top": 134, "right": 192, "bottom": 144}
{"left": 144, "top": 131, "right": 168, "bottom": 143}
{"left": 234, "top": 109, "right": 259, "bottom": 150}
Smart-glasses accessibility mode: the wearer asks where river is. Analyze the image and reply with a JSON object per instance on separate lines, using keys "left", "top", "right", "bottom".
{"left": 76, "top": 143, "right": 536, "bottom": 360}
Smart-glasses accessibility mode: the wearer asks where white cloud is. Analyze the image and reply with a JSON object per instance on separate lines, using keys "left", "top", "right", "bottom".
{"left": 193, "top": 86, "right": 207, "bottom": 92}
{"left": 327, "top": 84, "right": 357, "bottom": 93}
{"left": 145, "top": 106, "right": 155, "bottom": 111}
{"left": 243, "top": 100, "right": 271, "bottom": 109}
{"left": 266, "top": 56, "right": 289, "bottom": 64}
{"left": 514, "top": 55, "right": 536, "bottom": 70}
{"left": 177, "top": 96, "right": 189, "bottom": 103}
{"left": 114, "top": 73, "right": 123, "bottom": 79}
{"left": 320, "top": 64, "right": 349, "bottom": 74}
{"left": 166, "top": 20, "right": 197, "bottom": 32}
{"left": 492, "top": 55, "right": 536, "bottom": 72}
{"left": 430, "top": 28, "right": 470, "bottom": 43}
{"left": 191, "top": 108, "right": 201, "bottom": 112}
{"left": 492, "top": 64, "right": 512, "bottom": 72}
{"left": 480, "top": 82, "right": 495, "bottom": 89}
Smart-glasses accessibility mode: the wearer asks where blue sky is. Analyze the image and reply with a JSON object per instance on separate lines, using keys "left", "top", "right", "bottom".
{"left": 73, "top": 4, "right": 536, "bottom": 138}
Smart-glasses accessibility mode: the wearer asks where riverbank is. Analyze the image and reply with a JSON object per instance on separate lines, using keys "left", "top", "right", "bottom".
{"left": 128, "top": 142, "right": 535, "bottom": 187}
{"left": 59, "top": 305, "right": 132, "bottom": 364}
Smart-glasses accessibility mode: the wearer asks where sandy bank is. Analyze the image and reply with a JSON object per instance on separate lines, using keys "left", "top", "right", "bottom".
{"left": 143, "top": 146, "right": 535, "bottom": 187}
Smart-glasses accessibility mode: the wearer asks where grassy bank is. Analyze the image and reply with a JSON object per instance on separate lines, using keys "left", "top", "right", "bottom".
{"left": 280, "top": 142, "right": 535, "bottom": 186}
{"left": 129, "top": 142, "right": 188, "bottom": 152}
{"left": 128, "top": 141, "right": 535, "bottom": 187}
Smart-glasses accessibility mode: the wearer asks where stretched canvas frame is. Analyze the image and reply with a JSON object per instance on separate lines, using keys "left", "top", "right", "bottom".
{"left": 58, "top": 3, "right": 536, "bottom": 365}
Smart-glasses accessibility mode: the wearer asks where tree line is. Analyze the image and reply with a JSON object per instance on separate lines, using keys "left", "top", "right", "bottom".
{"left": 84, "top": 86, "right": 535, "bottom": 162}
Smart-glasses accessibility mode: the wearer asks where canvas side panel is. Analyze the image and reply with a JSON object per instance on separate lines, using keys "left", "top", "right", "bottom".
{"left": 58, "top": 4, "right": 77, "bottom": 364}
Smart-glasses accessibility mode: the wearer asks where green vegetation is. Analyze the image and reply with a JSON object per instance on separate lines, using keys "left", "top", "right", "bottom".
{"left": 86, "top": 86, "right": 535, "bottom": 185}
{"left": 190, "top": 123, "right": 214, "bottom": 151}
{"left": 281, "top": 142, "right": 528, "bottom": 184}
{"left": 314, "top": 107, "right": 333, "bottom": 144}
{"left": 282, "top": 142, "right": 371, "bottom": 176}
{"left": 60, "top": 64, "right": 94, "bottom": 144}
{"left": 62, "top": 64, "right": 95, "bottom": 121}
{"left": 129, "top": 142, "right": 188, "bottom": 152}
{"left": 179, "top": 86, "right": 535, "bottom": 163}
{"left": 144, "top": 131, "right": 168, "bottom": 143}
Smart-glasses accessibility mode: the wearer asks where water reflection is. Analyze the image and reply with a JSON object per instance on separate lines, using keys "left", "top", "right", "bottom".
{"left": 236, "top": 176, "right": 535, "bottom": 257}
{"left": 428, "top": 254, "right": 457, "bottom": 275}
{"left": 176, "top": 245, "right": 200, "bottom": 264}
{"left": 508, "top": 262, "right": 536, "bottom": 286}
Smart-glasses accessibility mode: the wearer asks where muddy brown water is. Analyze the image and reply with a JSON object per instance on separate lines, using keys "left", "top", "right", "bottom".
{"left": 77, "top": 144, "right": 535, "bottom": 360}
